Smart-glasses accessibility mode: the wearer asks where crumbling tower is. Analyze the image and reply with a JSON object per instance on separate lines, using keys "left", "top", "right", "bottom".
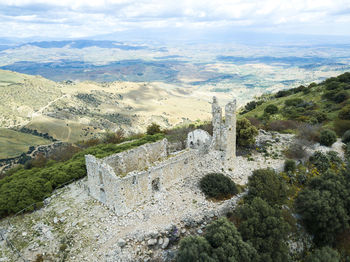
{"left": 210, "top": 96, "right": 237, "bottom": 170}
{"left": 211, "top": 96, "right": 223, "bottom": 151}
{"left": 224, "top": 99, "right": 236, "bottom": 170}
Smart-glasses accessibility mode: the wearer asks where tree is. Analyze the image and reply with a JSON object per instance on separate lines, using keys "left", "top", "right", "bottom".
{"left": 235, "top": 198, "right": 291, "bottom": 262}
{"left": 199, "top": 173, "right": 238, "bottom": 200}
{"left": 146, "top": 123, "right": 162, "bottom": 135}
{"left": 264, "top": 104, "right": 278, "bottom": 114}
{"left": 205, "top": 217, "right": 258, "bottom": 262}
{"left": 295, "top": 171, "right": 350, "bottom": 246}
{"left": 237, "top": 118, "right": 258, "bottom": 147}
{"left": 319, "top": 129, "right": 337, "bottom": 147}
{"left": 245, "top": 168, "right": 289, "bottom": 206}
{"left": 177, "top": 236, "right": 214, "bottom": 262}
{"left": 177, "top": 218, "right": 257, "bottom": 262}
{"left": 305, "top": 247, "right": 340, "bottom": 262}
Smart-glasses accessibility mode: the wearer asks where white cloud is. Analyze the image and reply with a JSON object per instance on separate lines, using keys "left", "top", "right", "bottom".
{"left": 0, "top": 0, "right": 349, "bottom": 39}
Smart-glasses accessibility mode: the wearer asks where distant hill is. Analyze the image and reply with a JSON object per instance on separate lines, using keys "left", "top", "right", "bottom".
{"left": 0, "top": 70, "right": 211, "bottom": 144}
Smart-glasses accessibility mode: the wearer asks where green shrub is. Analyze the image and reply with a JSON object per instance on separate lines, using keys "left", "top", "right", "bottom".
{"left": 342, "top": 130, "right": 350, "bottom": 143}
{"left": 176, "top": 218, "right": 257, "bottom": 262}
{"left": 333, "top": 91, "right": 349, "bottom": 103}
{"left": 334, "top": 119, "right": 350, "bottom": 136}
{"left": 205, "top": 217, "right": 258, "bottom": 262}
{"left": 339, "top": 105, "right": 350, "bottom": 120}
{"left": 319, "top": 129, "right": 337, "bottom": 147}
{"left": 199, "top": 173, "right": 238, "bottom": 200}
{"left": 245, "top": 168, "right": 289, "bottom": 206}
{"left": 326, "top": 81, "right": 340, "bottom": 90}
{"left": 284, "top": 159, "right": 296, "bottom": 173}
{"left": 146, "top": 123, "right": 162, "bottom": 135}
{"left": 177, "top": 236, "right": 214, "bottom": 262}
{"left": 237, "top": 118, "right": 259, "bottom": 147}
{"left": 305, "top": 247, "right": 340, "bottom": 262}
{"left": 309, "top": 151, "right": 330, "bottom": 172}
{"left": 236, "top": 198, "right": 291, "bottom": 262}
{"left": 264, "top": 104, "right": 278, "bottom": 114}
{"left": 295, "top": 171, "right": 350, "bottom": 246}
{"left": 285, "top": 98, "right": 305, "bottom": 107}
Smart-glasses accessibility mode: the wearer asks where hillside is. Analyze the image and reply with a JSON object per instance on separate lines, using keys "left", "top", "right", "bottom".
{"left": 241, "top": 72, "right": 350, "bottom": 135}
{"left": 0, "top": 69, "right": 211, "bottom": 144}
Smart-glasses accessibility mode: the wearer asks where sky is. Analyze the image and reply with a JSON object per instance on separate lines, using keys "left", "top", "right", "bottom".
{"left": 0, "top": 0, "right": 350, "bottom": 40}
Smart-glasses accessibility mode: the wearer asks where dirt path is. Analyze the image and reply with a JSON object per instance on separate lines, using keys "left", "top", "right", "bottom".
{"left": 32, "top": 94, "right": 69, "bottom": 118}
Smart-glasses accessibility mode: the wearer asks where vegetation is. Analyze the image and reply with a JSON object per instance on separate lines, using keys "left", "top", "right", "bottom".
{"left": 295, "top": 170, "right": 350, "bottom": 246}
{"left": 284, "top": 159, "right": 296, "bottom": 173}
{"left": 199, "top": 173, "right": 238, "bottom": 200}
{"left": 235, "top": 198, "right": 291, "bottom": 262}
{"left": 146, "top": 123, "right": 162, "bottom": 135}
{"left": 236, "top": 118, "right": 259, "bottom": 146}
{"left": 177, "top": 217, "right": 257, "bottom": 262}
{"left": 0, "top": 134, "right": 164, "bottom": 218}
{"left": 342, "top": 130, "right": 350, "bottom": 143}
{"left": 244, "top": 168, "right": 288, "bottom": 206}
{"left": 305, "top": 247, "right": 340, "bottom": 262}
{"left": 264, "top": 104, "right": 278, "bottom": 114}
{"left": 241, "top": 72, "right": 350, "bottom": 134}
{"left": 319, "top": 129, "right": 337, "bottom": 146}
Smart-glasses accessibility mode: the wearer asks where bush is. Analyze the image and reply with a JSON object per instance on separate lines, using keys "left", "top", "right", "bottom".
{"left": 342, "top": 130, "right": 350, "bottom": 143}
{"left": 237, "top": 118, "right": 259, "bottom": 147}
{"left": 103, "top": 130, "right": 125, "bottom": 144}
{"left": 265, "top": 120, "right": 298, "bottom": 132}
{"left": 177, "top": 236, "right": 214, "bottom": 262}
{"left": 275, "top": 90, "right": 292, "bottom": 98}
{"left": 177, "top": 218, "right": 257, "bottom": 262}
{"left": 312, "top": 111, "right": 328, "bottom": 124}
{"left": 245, "top": 168, "right": 289, "bottom": 206}
{"left": 333, "top": 91, "right": 349, "bottom": 103}
{"left": 295, "top": 171, "right": 350, "bottom": 246}
{"left": 305, "top": 247, "right": 340, "bottom": 262}
{"left": 334, "top": 119, "right": 350, "bottom": 136}
{"left": 285, "top": 98, "right": 305, "bottom": 107}
{"left": 285, "top": 139, "right": 308, "bottom": 160}
{"left": 339, "top": 105, "right": 350, "bottom": 120}
{"left": 309, "top": 151, "right": 330, "bottom": 172}
{"left": 235, "top": 198, "right": 291, "bottom": 262}
{"left": 264, "top": 104, "right": 278, "bottom": 114}
{"left": 200, "top": 173, "right": 238, "bottom": 200}
{"left": 205, "top": 217, "right": 258, "bottom": 262}
{"left": 319, "top": 129, "right": 337, "bottom": 147}
{"left": 146, "top": 123, "right": 162, "bottom": 135}
{"left": 284, "top": 159, "right": 296, "bottom": 173}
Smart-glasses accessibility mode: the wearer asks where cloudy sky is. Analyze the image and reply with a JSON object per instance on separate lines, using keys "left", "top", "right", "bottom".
{"left": 0, "top": 0, "right": 350, "bottom": 40}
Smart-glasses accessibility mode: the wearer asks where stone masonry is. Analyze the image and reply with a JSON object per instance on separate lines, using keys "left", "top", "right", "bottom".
{"left": 85, "top": 97, "right": 237, "bottom": 215}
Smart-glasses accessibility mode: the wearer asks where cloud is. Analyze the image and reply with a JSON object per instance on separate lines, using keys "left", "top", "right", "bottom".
{"left": 0, "top": 0, "right": 349, "bottom": 39}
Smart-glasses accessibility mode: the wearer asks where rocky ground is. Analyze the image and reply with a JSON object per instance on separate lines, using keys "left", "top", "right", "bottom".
{"left": 0, "top": 132, "right": 345, "bottom": 262}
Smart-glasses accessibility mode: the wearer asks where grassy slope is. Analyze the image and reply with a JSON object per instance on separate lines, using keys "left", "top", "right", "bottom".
{"left": 0, "top": 128, "right": 50, "bottom": 158}
{"left": 241, "top": 73, "right": 350, "bottom": 132}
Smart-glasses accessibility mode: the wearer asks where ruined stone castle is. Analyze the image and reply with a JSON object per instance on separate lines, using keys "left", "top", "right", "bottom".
{"left": 85, "top": 97, "right": 237, "bottom": 215}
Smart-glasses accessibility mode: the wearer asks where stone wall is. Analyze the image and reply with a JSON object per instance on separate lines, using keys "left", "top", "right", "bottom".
{"left": 103, "top": 138, "right": 168, "bottom": 176}
{"left": 86, "top": 145, "right": 200, "bottom": 215}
